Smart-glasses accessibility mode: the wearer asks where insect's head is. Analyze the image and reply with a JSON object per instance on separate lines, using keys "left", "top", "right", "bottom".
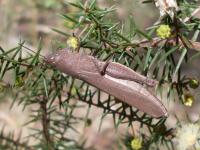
{"left": 44, "top": 49, "right": 69, "bottom": 66}
{"left": 44, "top": 52, "right": 62, "bottom": 66}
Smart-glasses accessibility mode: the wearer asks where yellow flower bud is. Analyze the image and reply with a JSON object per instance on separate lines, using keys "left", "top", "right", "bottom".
{"left": 131, "top": 137, "right": 142, "bottom": 150}
{"left": 189, "top": 79, "right": 199, "bottom": 89}
{"left": 67, "top": 36, "right": 79, "bottom": 49}
{"left": 156, "top": 25, "right": 171, "bottom": 39}
{"left": 183, "top": 94, "right": 194, "bottom": 107}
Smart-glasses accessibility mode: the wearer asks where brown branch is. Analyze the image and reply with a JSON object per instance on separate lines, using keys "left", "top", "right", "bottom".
{"left": 132, "top": 37, "right": 200, "bottom": 52}
{"left": 39, "top": 96, "right": 53, "bottom": 149}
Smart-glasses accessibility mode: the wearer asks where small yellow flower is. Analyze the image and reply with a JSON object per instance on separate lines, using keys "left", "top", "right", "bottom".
{"left": 189, "top": 79, "right": 199, "bottom": 89}
{"left": 183, "top": 94, "right": 194, "bottom": 107}
{"left": 156, "top": 25, "right": 171, "bottom": 39}
{"left": 67, "top": 36, "right": 79, "bottom": 49}
{"left": 131, "top": 137, "right": 142, "bottom": 150}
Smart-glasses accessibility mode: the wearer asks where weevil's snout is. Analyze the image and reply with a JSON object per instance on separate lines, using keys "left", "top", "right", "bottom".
{"left": 44, "top": 53, "right": 61, "bottom": 66}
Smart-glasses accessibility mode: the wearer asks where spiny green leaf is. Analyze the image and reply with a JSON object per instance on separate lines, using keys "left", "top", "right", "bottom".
{"left": 52, "top": 28, "right": 70, "bottom": 37}
{"left": 61, "top": 14, "right": 79, "bottom": 24}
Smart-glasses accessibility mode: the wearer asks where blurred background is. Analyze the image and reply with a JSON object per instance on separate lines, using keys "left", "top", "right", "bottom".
{"left": 0, "top": 0, "right": 200, "bottom": 149}
{"left": 0, "top": 0, "right": 159, "bottom": 49}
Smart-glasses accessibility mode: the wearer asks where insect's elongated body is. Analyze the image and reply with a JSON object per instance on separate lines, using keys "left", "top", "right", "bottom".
{"left": 45, "top": 49, "right": 168, "bottom": 118}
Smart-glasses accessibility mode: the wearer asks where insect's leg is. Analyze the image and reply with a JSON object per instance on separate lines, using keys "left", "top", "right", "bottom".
{"left": 100, "top": 60, "right": 110, "bottom": 75}
{"left": 100, "top": 51, "right": 116, "bottom": 75}
{"left": 92, "top": 58, "right": 111, "bottom": 76}
{"left": 91, "top": 51, "right": 115, "bottom": 75}
{"left": 91, "top": 58, "right": 102, "bottom": 74}
{"left": 100, "top": 52, "right": 115, "bottom": 75}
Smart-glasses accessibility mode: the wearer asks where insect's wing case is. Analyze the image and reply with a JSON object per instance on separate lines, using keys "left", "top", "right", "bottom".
{"left": 79, "top": 72, "right": 168, "bottom": 118}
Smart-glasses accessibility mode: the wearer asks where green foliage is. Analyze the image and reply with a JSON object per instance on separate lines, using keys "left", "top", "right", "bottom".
{"left": 34, "top": 0, "right": 62, "bottom": 9}
{"left": 0, "top": 0, "right": 200, "bottom": 149}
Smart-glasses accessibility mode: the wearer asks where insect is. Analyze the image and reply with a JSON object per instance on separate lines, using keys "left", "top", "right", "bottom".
{"left": 44, "top": 49, "right": 168, "bottom": 118}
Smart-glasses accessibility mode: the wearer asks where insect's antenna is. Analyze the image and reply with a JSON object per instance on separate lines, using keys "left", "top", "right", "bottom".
{"left": 19, "top": 44, "right": 47, "bottom": 60}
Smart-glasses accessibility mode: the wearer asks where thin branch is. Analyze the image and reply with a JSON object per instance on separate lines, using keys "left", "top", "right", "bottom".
{"left": 131, "top": 37, "right": 200, "bottom": 52}
{"left": 39, "top": 96, "right": 53, "bottom": 149}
